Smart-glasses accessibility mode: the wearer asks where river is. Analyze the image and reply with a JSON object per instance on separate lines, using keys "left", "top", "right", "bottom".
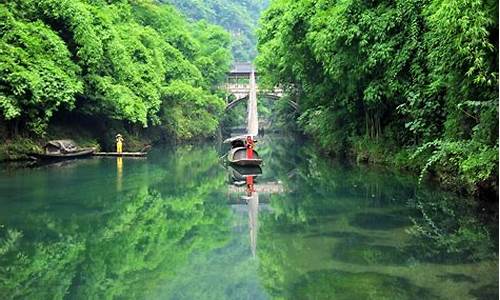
{"left": 0, "top": 133, "right": 497, "bottom": 299}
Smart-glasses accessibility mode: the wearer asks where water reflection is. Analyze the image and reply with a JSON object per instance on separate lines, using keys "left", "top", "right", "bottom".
{"left": 0, "top": 135, "right": 496, "bottom": 299}
{"left": 116, "top": 156, "right": 123, "bottom": 191}
{"left": 247, "top": 192, "right": 259, "bottom": 258}
{"left": 0, "top": 146, "right": 231, "bottom": 299}
{"left": 255, "top": 136, "right": 498, "bottom": 299}
{"left": 225, "top": 157, "right": 263, "bottom": 257}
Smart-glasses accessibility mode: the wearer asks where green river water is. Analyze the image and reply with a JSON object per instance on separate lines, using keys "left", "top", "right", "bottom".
{"left": 0, "top": 134, "right": 497, "bottom": 299}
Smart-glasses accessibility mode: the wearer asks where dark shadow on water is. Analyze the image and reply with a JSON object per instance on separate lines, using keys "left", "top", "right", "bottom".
{"left": 306, "top": 231, "right": 375, "bottom": 245}
{"left": 469, "top": 283, "right": 499, "bottom": 300}
{"left": 436, "top": 273, "right": 477, "bottom": 283}
{"left": 332, "top": 243, "right": 408, "bottom": 266}
{"left": 350, "top": 212, "right": 411, "bottom": 230}
{"left": 290, "top": 269, "right": 435, "bottom": 300}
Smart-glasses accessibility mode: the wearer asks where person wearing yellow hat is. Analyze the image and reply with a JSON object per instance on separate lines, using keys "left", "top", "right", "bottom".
{"left": 116, "top": 134, "right": 124, "bottom": 153}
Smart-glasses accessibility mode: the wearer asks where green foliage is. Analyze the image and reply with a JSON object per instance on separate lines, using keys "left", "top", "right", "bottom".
{"left": 257, "top": 0, "right": 498, "bottom": 195}
{"left": 0, "top": 0, "right": 232, "bottom": 139}
{"left": 0, "top": 137, "right": 40, "bottom": 161}
{"left": 298, "top": 106, "right": 350, "bottom": 154}
{"left": 411, "top": 139, "right": 499, "bottom": 192}
{"left": 164, "top": 0, "right": 268, "bottom": 61}
{"left": 192, "top": 21, "right": 232, "bottom": 88}
{"left": 160, "top": 81, "right": 225, "bottom": 140}
{"left": 0, "top": 5, "right": 82, "bottom": 134}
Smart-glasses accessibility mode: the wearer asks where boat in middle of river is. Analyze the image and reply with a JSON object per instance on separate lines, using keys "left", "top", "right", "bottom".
{"left": 227, "top": 146, "right": 262, "bottom": 166}
{"left": 224, "top": 135, "right": 262, "bottom": 167}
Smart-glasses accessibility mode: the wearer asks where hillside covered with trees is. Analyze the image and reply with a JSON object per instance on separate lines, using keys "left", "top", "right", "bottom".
{"left": 0, "top": 0, "right": 232, "bottom": 156}
{"left": 164, "top": 0, "right": 268, "bottom": 61}
{"left": 257, "top": 0, "right": 499, "bottom": 197}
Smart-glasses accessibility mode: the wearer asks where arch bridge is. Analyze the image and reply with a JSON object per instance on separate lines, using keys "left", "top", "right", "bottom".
{"left": 223, "top": 62, "right": 297, "bottom": 111}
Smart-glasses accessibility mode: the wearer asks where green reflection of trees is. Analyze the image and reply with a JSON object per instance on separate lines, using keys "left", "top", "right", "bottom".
{"left": 0, "top": 228, "right": 84, "bottom": 299}
{"left": 256, "top": 139, "right": 497, "bottom": 298}
{"left": 0, "top": 146, "right": 231, "bottom": 299}
{"left": 263, "top": 142, "right": 417, "bottom": 228}
{"left": 407, "top": 190, "right": 497, "bottom": 263}
{"left": 290, "top": 270, "right": 433, "bottom": 300}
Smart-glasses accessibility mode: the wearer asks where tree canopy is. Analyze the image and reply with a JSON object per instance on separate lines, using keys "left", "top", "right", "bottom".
{"left": 0, "top": 0, "right": 232, "bottom": 140}
{"left": 164, "top": 0, "right": 268, "bottom": 61}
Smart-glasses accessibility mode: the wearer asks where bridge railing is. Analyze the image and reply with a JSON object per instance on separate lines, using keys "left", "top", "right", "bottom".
{"left": 223, "top": 84, "right": 284, "bottom": 94}
{"left": 223, "top": 83, "right": 251, "bottom": 90}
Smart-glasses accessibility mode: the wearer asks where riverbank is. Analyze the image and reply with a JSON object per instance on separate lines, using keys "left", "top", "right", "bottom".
{"left": 0, "top": 116, "right": 165, "bottom": 162}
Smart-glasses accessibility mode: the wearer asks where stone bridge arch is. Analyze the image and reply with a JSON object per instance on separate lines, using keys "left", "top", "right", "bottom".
{"left": 223, "top": 62, "right": 296, "bottom": 111}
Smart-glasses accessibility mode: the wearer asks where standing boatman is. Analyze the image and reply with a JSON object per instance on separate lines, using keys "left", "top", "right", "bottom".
{"left": 246, "top": 135, "right": 254, "bottom": 159}
{"left": 116, "top": 134, "right": 124, "bottom": 154}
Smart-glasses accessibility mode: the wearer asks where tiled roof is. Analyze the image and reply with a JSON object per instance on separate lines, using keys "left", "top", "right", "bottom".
{"left": 230, "top": 62, "right": 254, "bottom": 73}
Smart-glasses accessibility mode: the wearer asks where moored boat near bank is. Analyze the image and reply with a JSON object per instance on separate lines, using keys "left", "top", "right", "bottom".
{"left": 30, "top": 140, "right": 95, "bottom": 161}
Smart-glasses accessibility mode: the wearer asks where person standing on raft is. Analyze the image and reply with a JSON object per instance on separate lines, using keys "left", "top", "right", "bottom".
{"left": 116, "top": 134, "right": 124, "bottom": 153}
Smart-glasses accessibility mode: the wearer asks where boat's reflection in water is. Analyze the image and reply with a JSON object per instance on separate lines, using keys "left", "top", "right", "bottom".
{"left": 225, "top": 161, "right": 287, "bottom": 256}
{"left": 246, "top": 191, "right": 259, "bottom": 257}
{"left": 226, "top": 164, "right": 262, "bottom": 257}
{"left": 241, "top": 174, "right": 259, "bottom": 258}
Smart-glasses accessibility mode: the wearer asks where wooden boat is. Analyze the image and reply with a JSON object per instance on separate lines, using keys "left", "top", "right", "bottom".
{"left": 227, "top": 147, "right": 262, "bottom": 166}
{"left": 30, "top": 140, "right": 95, "bottom": 161}
{"left": 223, "top": 135, "right": 257, "bottom": 148}
{"left": 31, "top": 149, "right": 95, "bottom": 160}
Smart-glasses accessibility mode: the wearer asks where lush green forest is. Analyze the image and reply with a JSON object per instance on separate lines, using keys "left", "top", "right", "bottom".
{"left": 0, "top": 0, "right": 498, "bottom": 199}
{"left": 257, "top": 0, "right": 499, "bottom": 197}
{"left": 163, "top": 0, "right": 268, "bottom": 61}
{"left": 0, "top": 0, "right": 232, "bottom": 154}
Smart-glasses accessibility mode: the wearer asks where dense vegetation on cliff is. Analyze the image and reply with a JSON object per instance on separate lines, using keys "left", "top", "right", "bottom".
{"left": 257, "top": 0, "right": 499, "bottom": 196}
{"left": 164, "top": 0, "right": 268, "bottom": 61}
{"left": 0, "top": 0, "right": 231, "bottom": 142}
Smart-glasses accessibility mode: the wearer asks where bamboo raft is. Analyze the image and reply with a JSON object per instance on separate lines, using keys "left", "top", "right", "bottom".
{"left": 93, "top": 152, "right": 147, "bottom": 157}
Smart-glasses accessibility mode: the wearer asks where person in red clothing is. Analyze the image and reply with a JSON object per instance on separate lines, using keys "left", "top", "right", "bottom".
{"left": 246, "top": 135, "right": 254, "bottom": 159}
